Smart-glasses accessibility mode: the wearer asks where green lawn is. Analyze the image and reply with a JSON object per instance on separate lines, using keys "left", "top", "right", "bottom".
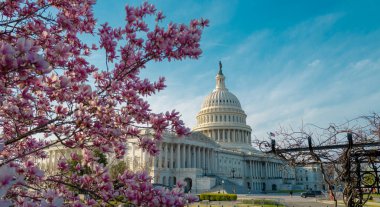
{"left": 189, "top": 204, "right": 284, "bottom": 207}
{"left": 189, "top": 199, "right": 285, "bottom": 207}
{"left": 364, "top": 193, "right": 380, "bottom": 198}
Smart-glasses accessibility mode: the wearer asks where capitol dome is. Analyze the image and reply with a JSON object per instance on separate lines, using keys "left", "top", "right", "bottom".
{"left": 193, "top": 62, "right": 253, "bottom": 152}
{"left": 201, "top": 89, "right": 242, "bottom": 109}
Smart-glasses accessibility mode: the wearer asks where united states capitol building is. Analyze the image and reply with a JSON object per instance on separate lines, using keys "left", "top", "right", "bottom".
{"left": 39, "top": 64, "right": 325, "bottom": 193}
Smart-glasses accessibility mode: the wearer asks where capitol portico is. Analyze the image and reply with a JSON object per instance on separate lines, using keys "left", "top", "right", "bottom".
{"left": 39, "top": 63, "right": 325, "bottom": 193}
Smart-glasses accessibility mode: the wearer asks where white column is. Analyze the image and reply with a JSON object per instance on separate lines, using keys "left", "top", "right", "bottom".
{"left": 205, "top": 148, "right": 209, "bottom": 170}
{"left": 132, "top": 144, "right": 136, "bottom": 169}
{"left": 177, "top": 143, "right": 181, "bottom": 169}
{"left": 190, "top": 145, "right": 193, "bottom": 168}
{"left": 270, "top": 163, "right": 272, "bottom": 178}
{"left": 255, "top": 161, "right": 258, "bottom": 178}
{"left": 277, "top": 164, "right": 280, "bottom": 178}
{"left": 202, "top": 148, "right": 206, "bottom": 169}
{"left": 271, "top": 163, "right": 273, "bottom": 178}
{"left": 259, "top": 162, "right": 261, "bottom": 178}
{"left": 183, "top": 145, "right": 187, "bottom": 167}
{"left": 198, "top": 147, "right": 201, "bottom": 168}
{"left": 164, "top": 143, "right": 168, "bottom": 169}
{"left": 249, "top": 161, "right": 251, "bottom": 178}
{"left": 190, "top": 146, "right": 194, "bottom": 168}
{"left": 210, "top": 150, "right": 214, "bottom": 173}
{"left": 170, "top": 144, "right": 174, "bottom": 168}
{"left": 184, "top": 145, "right": 191, "bottom": 168}
{"left": 277, "top": 164, "right": 279, "bottom": 178}
{"left": 258, "top": 162, "right": 261, "bottom": 178}
{"left": 182, "top": 144, "right": 186, "bottom": 168}
{"left": 141, "top": 150, "right": 145, "bottom": 168}
{"left": 208, "top": 149, "right": 212, "bottom": 172}
{"left": 193, "top": 146, "right": 198, "bottom": 168}
{"left": 215, "top": 152, "right": 219, "bottom": 173}
{"left": 214, "top": 150, "right": 217, "bottom": 173}
{"left": 158, "top": 143, "right": 162, "bottom": 168}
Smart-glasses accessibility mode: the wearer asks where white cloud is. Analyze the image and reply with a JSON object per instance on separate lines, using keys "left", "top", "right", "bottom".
{"left": 308, "top": 59, "right": 320, "bottom": 67}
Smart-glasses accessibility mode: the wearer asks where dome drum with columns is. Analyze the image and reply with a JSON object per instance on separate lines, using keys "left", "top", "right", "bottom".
{"left": 37, "top": 62, "right": 325, "bottom": 194}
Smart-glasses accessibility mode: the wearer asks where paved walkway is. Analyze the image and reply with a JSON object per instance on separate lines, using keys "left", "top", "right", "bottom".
{"left": 190, "top": 194, "right": 379, "bottom": 207}
{"left": 284, "top": 201, "right": 344, "bottom": 207}
{"left": 240, "top": 194, "right": 346, "bottom": 207}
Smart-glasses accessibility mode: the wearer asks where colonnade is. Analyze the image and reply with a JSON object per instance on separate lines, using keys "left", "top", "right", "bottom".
{"left": 39, "top": 149, "right": 80, "bottom": 173}
{"left": 142, "top": 143, "right": 217, "bottom": 173}
{"left": 197, "top": 114, "right": 245, "bottom": 124}
{"left": 200, "top": 129, "right": 251, "bottom": 144}
{"left": 247, "top": 160, "right": 282, "bottom": 179}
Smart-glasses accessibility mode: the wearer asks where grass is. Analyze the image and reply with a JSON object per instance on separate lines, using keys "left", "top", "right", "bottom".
{"left": 364, "top": 193, "right": 380, "bottom": 198}
{"left": 189, "top": 204, "right": 284, "bottom": 207}
{"left": 189, "top": 199, "right": 285, "bottom": 207}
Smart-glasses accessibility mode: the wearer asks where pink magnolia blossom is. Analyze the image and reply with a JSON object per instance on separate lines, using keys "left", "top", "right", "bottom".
{"left": 0, "top": 0, "right": 207, "bottom": 206}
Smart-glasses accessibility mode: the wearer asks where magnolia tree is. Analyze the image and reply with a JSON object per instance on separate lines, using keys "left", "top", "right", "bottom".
{"left": 0, "top": 0, "right": 208, "bottom": 206}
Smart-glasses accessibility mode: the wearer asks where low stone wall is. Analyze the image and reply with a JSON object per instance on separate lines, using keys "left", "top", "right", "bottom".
{"left": 195, "top": 177, "right": 216, "bottom": 192}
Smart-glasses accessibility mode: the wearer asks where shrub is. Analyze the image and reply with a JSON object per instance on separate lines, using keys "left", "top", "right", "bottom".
{"left": 199, "top": 193, "right": 237, "bottom": 201}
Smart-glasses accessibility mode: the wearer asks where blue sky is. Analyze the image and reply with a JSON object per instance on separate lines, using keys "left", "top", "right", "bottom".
{"left": 90, "top": 0, "right": 380, "bottom": 140}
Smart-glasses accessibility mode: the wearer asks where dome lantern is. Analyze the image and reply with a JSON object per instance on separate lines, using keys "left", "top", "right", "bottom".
{"left": 215, "top": 61, "right": 226, "bottom": 91}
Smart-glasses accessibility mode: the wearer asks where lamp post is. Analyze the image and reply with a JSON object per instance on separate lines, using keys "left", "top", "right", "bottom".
{"left": 222, "top": 180, "right": 224, "bottom": 194}
{"left": 231, "top": 168, "right": 236, "bottom": 193}
{"left": 231, "top": 168, "right": 236, "bottom": 179}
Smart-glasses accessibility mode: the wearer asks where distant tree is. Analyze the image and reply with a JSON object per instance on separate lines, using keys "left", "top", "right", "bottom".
{"left": 0, "top": 0, "right": 208, "bottom": 206}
